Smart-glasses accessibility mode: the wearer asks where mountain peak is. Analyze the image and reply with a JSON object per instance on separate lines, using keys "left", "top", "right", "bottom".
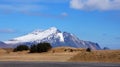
{"left": 30, "top": 27, "right": 59, "bottom": 35}
{"left": 31, "top": 29, "right": 43, "bottom": 35}
{"left": 49, "top": 27, "right": 57, "bottom": 30}
{"left": 46, "top": 27, "right": 61, "bottom": 33}
{"left": 47, "top": 27, "right": 59, "bottom": 31}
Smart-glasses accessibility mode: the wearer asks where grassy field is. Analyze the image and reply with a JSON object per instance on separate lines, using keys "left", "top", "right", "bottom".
{"left": 0, "top": 47, "right": 120, "bottom": 63}
{"left": 69, "top": 50, "right": 120, "bottom": 63}
{"left": 0, "top": 47, "right": 77, "bottom": 62}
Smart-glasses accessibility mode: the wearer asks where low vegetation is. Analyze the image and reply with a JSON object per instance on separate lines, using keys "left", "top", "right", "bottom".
{"left": 50, "top": 47, "right": 86, "bottom": 53}
{"left": 86, "top": 48, "right": 91, "bottom": 52}
{"left": 13, "top": 45, "right": 29, "bottom": 52}
{"left": 13, "top": 42, "right": 52, "bottom": 53}
{"left": 30, "top": 42, "right": 52, "bottom": 53}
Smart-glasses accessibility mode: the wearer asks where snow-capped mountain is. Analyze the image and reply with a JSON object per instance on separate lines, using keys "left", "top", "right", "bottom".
{"left": 4, "top": 27, "right": 101, "bottom": 50}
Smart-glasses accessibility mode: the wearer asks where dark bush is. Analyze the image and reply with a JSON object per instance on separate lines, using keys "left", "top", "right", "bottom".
{"left": 86, "top": 48, "right": 91, "bottom": 52}
{"left": 70, "top": 49, "right": 73, "bottom": 52}
{"left": 30, "top": 44, "right": 37, "bottom": 53}
{"left": 30, "top": 42, "right": 52, "bottom": 53}
{"left": 13, "top": 45, "right": 29, "bottom": 52}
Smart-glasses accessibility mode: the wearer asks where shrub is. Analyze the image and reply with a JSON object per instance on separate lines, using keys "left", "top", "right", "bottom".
{"left": 86, "top": 48, "right": 91, "bottom": 52}
{"left": 13, "top": 45, "right": 29, "bottom": 52}
{"left": 30, "top": 42, "right": 52, "bottom": 53}
{"left": 30, "top": 44, "right": 37, "bottom": 53}
{"left": 70, "top": 49, "right": 73, "bottom": 52}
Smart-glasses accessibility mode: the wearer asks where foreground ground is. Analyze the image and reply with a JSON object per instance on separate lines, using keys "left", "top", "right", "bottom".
{"left": 69, "top": 50, "right": 120, "bottom": 63}
{"left": 0, "top": 47, "right": 120, "bottom": 63}
{"left": 0, "top": 62, "right": 120, "bottom": 67}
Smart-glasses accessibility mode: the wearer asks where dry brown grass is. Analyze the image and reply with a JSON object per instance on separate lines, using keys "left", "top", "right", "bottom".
{"left": 0, "top": 47, "right": 120, "bottom": 63}
{"left": 0, "top": 48, "right": 7, "bottom": 54}
{"left": 68, "top": 50, "right": 120, "bottom": 63}
{"left": 0, "top": 52, "right": 76, "bottom": 62}
{"left": 0, "top": 47, "right": 78, "bottom": 62}
{"left": 50, "top": 47, "right": 86, "bottom": 53}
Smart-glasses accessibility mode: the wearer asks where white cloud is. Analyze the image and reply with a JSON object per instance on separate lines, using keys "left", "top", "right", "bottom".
{"left": 0, "top": 29, "right": 15, "bottom": 33}
{"left": 70, "top": 0, "right": 120, "bottom": 11}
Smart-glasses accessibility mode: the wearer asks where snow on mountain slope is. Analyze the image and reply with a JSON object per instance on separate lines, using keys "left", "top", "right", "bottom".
{"left": 17, "top": 27, "right": 58, "bottom": 41}
{"left": 5, "top": 27, "right": 60, "bottom": 44}
{"left": 4, "top": 27, "right": 101, "bottom": 50}
{"left": 57, "top": 33, "right": 64, "bottom": 42}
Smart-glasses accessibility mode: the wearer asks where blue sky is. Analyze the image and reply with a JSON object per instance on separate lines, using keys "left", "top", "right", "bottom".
{"left": 0, "top": 0, "right": 120, "bottom": 49}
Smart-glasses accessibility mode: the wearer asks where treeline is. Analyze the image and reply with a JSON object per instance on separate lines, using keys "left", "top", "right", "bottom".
{"left": 13, "top": 42, "right": 52, "bottom": 53}
{"left": 30, "top": 43, "right": 52, "bottom": 53}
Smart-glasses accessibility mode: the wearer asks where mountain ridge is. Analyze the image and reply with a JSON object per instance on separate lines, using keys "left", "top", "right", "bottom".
{"left": 2, "top": 27, "right": 101, "bottom": 50}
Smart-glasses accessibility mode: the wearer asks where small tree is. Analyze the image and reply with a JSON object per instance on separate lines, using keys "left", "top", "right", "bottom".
{"left": 30, "top": 42, "right": 52, "bottom": 53}
{"left": 13, "top": 45, "right": 29, "bottom": 52}
{"left": 30, "top": 44, "right": 37, "bottom": 53}
{"left": 86, "top": 48, "right": 91, "bottom": 52}
{"left": 37, "top": 42, "right": 52, "bottom": 53}
{"left": 70, "top": 49, "right": 73, "bottom": 52}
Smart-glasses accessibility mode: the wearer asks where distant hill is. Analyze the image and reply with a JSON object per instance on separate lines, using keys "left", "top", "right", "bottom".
{"left": 103, "top": 47, "right": 110, "bottom": 50}
{"left": 0, "top": 41, "right": 10, "bottom": 48}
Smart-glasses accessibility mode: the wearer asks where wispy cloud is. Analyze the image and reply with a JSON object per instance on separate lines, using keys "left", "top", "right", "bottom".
{"left": 0, "top": 0, "right": 69, "bottom": 11}
{"left": 0, "top": 0, "right": 69, "bottom": 18}
{"left": 22, "top": 11, "right": 68, "bottom": 19}
{"left": 61, "top": 12, "right": 68, "bottom": 17}
{"left": 0, "top": 4, "right": 44, "bottom": 12}
{"left": 0, "top": 0, "right": 46, "bottom": 12}
{"left": 0, "top": 0, "right": 69, "bottom": 3}
{"left": 0, "top": 29, "right": 15, "bottom": 33}
{"left": 70, "top": 0, "right": 120, "bottom": 11}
